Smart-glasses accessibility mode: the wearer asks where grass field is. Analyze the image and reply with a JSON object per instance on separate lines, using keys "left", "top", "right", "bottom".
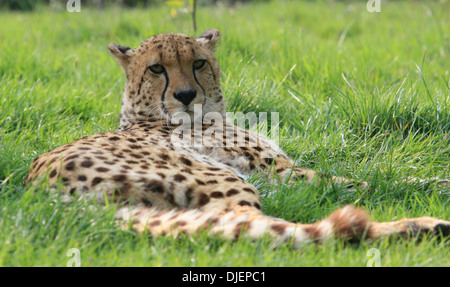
{"left": 0, "top": 0, "right": 449, "bottom": 266}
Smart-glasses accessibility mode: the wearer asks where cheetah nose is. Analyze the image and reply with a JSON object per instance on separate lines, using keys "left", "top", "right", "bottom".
{"left": 174, "top": 89, "right": 197, "bottom": 106}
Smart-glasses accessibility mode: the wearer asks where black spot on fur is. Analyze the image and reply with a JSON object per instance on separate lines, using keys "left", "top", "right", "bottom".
{"left": 142, "top": 197, "right": 153, "bottom": 207}
{"left": 244, "top": 152, "right": 254, "bottom": 161}
{"left": 243, "top": 187, "right": 255, "bottom": 194}
{"left": 180, "top": 157, "right": 192, "bottom": 166}
{"left": 158, "top": 153, "right": 170, "bottom": 160}
{"left": 96, "top": 167, "right": 109, "bottom": 172}
{"left": 144, "top": 180, "right": 165, "bottom": 193}
{"left": 78, "top": 147, "right": 91, "bottom": 151}
{"left": 185, "top": 188, "right": 193, "bottom": 205}
{"left": 49, "top": 169, "right": 57, "bottom": 178}
{"left": 113, "top": 174, "right": 127, "bottom": 182}
{"left": 174, "top": 174, "right": 186, "bottom": 182}
{"left": 195, "top": 179, "right": 206, "bottom": 185}
{"left": 226, "top": 189, "right": 239, "bottom": 197}
{"left": 66, "top": 154, "right": 79, "bottom": 160}
{"left": 130, "top": 153, "right": 143, "bottom": 159}
{"left": 254, "top": 146, "right": 263, "bottom": 152}
{"left": 92, "top": 177, "right": 103, "bottom": 186}
{"left": 210, "top": 191, "right": 224, "bottom": 198}
{"left": 65, "top": 161, "right": 76, "bottom": 171}
{"left": 81, "top": 160, "right": 94, "bottom": 168}
{"left": 165, "top": 192, "right": 176, "bottom": 205}
{"left": 198, "top": 193, "right": 210, "bottom": 206}
{"left": 238, "top": 200, "right": 251, "bottom": 207}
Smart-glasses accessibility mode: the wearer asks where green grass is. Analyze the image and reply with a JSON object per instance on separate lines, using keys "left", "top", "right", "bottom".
{"left": 0, "top": 0, "right": 449, "bottom": 266}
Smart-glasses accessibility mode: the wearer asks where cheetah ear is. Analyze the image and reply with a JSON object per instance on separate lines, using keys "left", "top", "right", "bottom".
{"left": 196, "top": 29, "right": 220, "bottom": 52}
{"left": 108, "top": 44, "right": 134, "bottom": 72}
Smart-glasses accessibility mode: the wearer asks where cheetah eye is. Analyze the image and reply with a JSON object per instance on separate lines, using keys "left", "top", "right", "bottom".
{"left": 148, "top": 64, "right": 165, "bottom": 74}
{"left": 193, "top": 60, "right": 206, "bottom": 70}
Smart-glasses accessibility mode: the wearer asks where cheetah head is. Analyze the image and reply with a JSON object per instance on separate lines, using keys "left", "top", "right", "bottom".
{"left": 109, "top": 29, "right": 225, "bottom": 129}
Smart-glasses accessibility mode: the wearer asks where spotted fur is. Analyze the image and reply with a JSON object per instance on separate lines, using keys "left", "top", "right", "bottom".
{"left": 25, "top": 29, "right": 450, "bottom": 246}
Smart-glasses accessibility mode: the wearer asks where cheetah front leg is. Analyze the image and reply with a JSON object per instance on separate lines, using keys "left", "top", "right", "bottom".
{"left": 259, "top": 141, "right": 447, "bottom": 190}
{"left": 253, "top": 149, "right": 368, "bottom": 189}
{"left": 245, "top": 126, "right": 448, "bottom": 190}
{"left": 250, "top": 131, "right": 448, "bottom": 190}
{"left": 274, "top": 164, "right": 369, "bottom": 189}
{"left": 237, "top": 128, "right": 369, "bottom": 189}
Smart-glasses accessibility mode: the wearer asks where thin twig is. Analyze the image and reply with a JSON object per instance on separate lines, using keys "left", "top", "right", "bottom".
{"left": 192, "top": 0, "right": 197, "bottom": 33}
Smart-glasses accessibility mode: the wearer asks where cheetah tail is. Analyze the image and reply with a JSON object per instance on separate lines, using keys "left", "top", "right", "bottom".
{"left": 114, "top": 205, "right": 379, "bottom": 246}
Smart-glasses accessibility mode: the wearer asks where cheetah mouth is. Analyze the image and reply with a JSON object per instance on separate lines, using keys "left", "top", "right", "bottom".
{"left": 168, "top": 107, "right": 207, "bottom": 125}
{"left": 168, "top": 106, "right": 194, "bottom": 121}
{"left": 184, "top": 109, "right": 200, "bottom": 122}
{"left": 179, "top": 104, "right": 198, "bottom": 115}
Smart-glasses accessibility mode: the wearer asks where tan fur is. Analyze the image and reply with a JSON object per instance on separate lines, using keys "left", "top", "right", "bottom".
{"left": 25, "top": 29, "right": 449, "bottom": 246}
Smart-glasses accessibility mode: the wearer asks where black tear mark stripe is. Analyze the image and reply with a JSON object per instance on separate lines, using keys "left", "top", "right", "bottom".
{"left": 161, "top": 70, "right": 170, "bottom": 115}
{"left": 193, "top": 66, "right": 206, "bottom": 96}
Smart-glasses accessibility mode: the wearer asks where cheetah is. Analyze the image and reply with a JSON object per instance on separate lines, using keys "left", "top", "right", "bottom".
{"left": 25, "top": 29, "right": 449, "bottom": 246}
